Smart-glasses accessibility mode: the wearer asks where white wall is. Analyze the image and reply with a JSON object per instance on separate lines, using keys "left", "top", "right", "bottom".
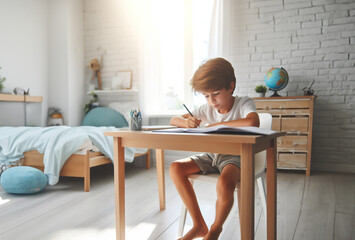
{"left": 0, "top": 0, "right": 48, "bottom": 126}
{"left": 0, "top": 0, "right": 85, "bottom": 126}
{"left": 67, "top": 0, "right": 85, "bottom": 126}
{"left": 47, "top": 0, "right": 68, "bottom": 126}
{"left": 48, "top": 0, "right": 85, "bottom": 126}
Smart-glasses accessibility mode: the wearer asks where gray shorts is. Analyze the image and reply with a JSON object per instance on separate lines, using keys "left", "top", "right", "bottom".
{"left": 191, "top": 153, "right": 241, "bottom": 174}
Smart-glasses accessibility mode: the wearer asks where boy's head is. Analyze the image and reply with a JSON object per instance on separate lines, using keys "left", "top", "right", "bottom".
{"left": 190, "top": 58, "right": 236, "bottom": 93}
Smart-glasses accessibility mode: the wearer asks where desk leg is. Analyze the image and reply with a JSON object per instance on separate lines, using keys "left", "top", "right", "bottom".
{"left": 240, "top": 144, "right": 255, "bottom": 240}
{"left": 113, "top": 137, "right": 125, "bottom": 240}
{"left": 266, "top": 139, "right": 277, "bottom": 240}
{"left": 155, "top": 149, "right": 166, "bottom": 210}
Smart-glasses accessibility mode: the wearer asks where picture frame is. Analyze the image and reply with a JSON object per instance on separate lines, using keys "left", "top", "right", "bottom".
{"left": 111, "top": 71, "right": 132, "bottom": 90}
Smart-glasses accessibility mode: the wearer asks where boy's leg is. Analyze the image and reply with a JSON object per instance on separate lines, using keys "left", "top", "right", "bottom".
{"left": 169, "top": 158, "right": 208, "bottom": 240}
{"left": 204, "top": 164, "right": 240, "bottom": 240}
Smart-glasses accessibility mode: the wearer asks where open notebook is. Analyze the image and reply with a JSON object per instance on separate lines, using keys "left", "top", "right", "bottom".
{"left": 152, "top": 125, "right": 276, "bottom": 135}
{"left": 142, "top": 125, "right": 178, "bottom": 131}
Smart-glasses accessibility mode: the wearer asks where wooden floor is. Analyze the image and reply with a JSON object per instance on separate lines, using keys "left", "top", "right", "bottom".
{"left": 0, "top": 164, "right": 354, "bottom": 240}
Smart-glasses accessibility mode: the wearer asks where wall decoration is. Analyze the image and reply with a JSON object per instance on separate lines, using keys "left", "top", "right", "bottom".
{"left": 89, "top": 58, "right": 102, "bottom": 90}
{"left": 111, "top": 71, "right": 132, "bottom": 90}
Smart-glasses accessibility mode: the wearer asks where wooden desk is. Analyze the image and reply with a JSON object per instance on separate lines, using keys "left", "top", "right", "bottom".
{"left": 104, "top": 130, "right": 285, "bottom": 240}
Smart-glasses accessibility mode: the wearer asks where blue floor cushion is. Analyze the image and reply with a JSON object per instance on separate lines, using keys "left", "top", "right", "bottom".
{"left": 0, "top": 166, "right": 48, "bottom": 194}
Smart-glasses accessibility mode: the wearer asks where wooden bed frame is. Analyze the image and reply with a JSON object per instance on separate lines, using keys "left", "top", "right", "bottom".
{"left": 21, "top": 150, "right": 151, "bottom": 192}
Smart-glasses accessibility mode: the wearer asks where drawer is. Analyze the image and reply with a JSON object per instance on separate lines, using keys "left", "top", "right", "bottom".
{"left": 281, "top": 117, "right": 308, "bottom": 133}
{"left": 257, "top": 109, "right": 310, "bottom": 116}
{"left": 277, "top": 135, "right": 308, "bottom": 150}
{"left": 255, "top": 100, "right": 310, "bottom": 109}
{"left": 272, "top": 117, "right": 281, "bottom": 131}
{"left": 278, "top": 153, "right": 307, "bottom": 169}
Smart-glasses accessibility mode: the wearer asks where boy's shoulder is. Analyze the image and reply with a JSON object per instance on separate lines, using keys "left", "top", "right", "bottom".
{"left": 234, "top": 95, "right": 255, "bottom": 104}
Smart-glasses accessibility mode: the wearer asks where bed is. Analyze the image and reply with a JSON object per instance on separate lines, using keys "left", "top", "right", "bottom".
{"left": 20, "top": 148, "right": 150, "bottom": 192}
{"left": 0, "top": 107, "right": 150, "bottom": 192}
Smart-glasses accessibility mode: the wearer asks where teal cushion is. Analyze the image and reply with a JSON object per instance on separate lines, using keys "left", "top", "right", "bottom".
{"left": 82, "top": 107, "right": 128, "bottom": 128}
{"left": 0, "top": 166, "right": 47, "bottom": 194}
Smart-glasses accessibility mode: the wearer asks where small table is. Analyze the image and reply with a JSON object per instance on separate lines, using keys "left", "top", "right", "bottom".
{"left": 104, "top": 130, "right": 285, "bottom": 240}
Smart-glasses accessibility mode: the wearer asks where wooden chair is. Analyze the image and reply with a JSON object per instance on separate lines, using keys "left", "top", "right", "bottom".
{"left": 177, "top": 113, "right": 272, "bottom": 237}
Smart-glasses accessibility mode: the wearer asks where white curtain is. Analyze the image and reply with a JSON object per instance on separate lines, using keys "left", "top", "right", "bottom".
{"left": 137, "top": 0, "right": 187, "bottom": 118}
{"left": 208, "top": 0, "right": 231, "bottom": 59}
{"left": 137, "top": 0, "right": 230, "bottom": 118}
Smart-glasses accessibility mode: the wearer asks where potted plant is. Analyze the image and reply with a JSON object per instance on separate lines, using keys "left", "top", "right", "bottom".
{"left": 255, "top": 85, "right": 267, "bottom": 97}
{"left": 0, "top": 67, "right": 6, "bottom": 93}
{"left": 84, "top": 91, "right": 99, "bottom": 113}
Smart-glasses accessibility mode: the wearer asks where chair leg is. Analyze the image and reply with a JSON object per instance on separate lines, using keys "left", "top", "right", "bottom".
{"left": 178, "top": 202, "right": 188, "bottom": 238}
{"left": 257, "top": 177, "right": 267, "bottom": 218}
{"left": 177, "top": 179, "right": 194, "bottom": 238}
{"left": 236, "top": 188, "right": 242, "bottom": 231}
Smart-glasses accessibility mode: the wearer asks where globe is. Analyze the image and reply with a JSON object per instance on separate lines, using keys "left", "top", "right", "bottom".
{"left": 264, "top": 67, "right": 289, "bottom": 97}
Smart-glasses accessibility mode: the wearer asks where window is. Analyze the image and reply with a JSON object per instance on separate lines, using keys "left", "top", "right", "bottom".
{"left": 138, "top": 0, "right": 214, "bottom": 116}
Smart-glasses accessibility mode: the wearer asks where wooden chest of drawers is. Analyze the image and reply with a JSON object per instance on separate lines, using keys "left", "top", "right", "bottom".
{"left": 253, "top": 96, "right": 315, "bottom": 176}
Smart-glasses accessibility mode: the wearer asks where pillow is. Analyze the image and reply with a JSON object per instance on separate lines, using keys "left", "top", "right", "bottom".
{"left": 0, "top": 166, "right": 47, "bottom": 194}
{"left": 82, "top": 107, "right": 128, "bottom": 128}
{"left": 108, "top": 102, "right": 138, "bottom": 122}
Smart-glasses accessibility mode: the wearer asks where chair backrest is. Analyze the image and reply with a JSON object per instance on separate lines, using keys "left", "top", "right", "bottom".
{"left": 82, "top": 107, "right": 128, "bottom": 127}
{"left": 255, "top": 113, "right": 273, "bottom": 175}
{"left": 188, "top": 112, "right": 273, "bottom": 182}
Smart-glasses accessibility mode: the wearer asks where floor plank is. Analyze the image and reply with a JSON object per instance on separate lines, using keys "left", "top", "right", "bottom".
{"left": 294, "top": 172, "right": 336, "bottom": 240}
{"left": 276, "top": 171, "right": 305, "bottom": 240}
{"left": 334, "top": 212, "right": 353, "bottom": 240}
{"left": 0, "top": 165, "right": 354, "bottom": 240}
{"left": 334, "top": 173, "right": 355, "bottom": 214}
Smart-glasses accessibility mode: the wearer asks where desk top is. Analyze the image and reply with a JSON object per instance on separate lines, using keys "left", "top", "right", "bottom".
{"left": 105, "top": 130, "right": 285, "bottom": 155}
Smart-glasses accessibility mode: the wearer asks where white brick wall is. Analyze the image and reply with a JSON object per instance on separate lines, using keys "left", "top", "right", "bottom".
{"left": 84, "top": 0, "right": 355, "bottom": 172}
{"left": 230, "top": 0, "right": 355, "bottom": 172}
{"left": 84, "top": 0, "right": 139, "bottom": 114}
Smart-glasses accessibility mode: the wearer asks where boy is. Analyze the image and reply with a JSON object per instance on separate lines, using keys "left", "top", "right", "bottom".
{"left": 169, "top": 58, "right": 259, "bottom": 240}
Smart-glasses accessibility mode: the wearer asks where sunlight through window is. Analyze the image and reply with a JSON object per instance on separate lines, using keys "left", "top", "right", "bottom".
{"left": 0, "top": 196, "right": 10, "bottom": 206}
{"left": 127, "top": 222, "right": 156, "bottom": 239}
{"left": 47, "top": 228, "right": 115, "bottom": 240}
{"left": 135, "top": 0, "right": 214, "bottom": 115}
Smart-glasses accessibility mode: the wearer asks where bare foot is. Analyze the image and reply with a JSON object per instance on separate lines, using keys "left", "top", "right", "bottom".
{"left": 203, "top": 226, "right": 222, "bottom": 240}
{"left": 178, "top": 224, "right": 209, "bottom": 240}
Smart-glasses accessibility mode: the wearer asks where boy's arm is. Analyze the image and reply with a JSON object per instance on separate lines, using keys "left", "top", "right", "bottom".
{"left": 208, "top": 112, "right": 260, "bottom": 128}
{"left": 170, "top": 113, "right": 202, "bottom": 128}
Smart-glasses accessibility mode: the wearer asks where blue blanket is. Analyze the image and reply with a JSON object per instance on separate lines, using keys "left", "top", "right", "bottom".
{"left": 0, "top": 126, "right": 144, "bottom": 185}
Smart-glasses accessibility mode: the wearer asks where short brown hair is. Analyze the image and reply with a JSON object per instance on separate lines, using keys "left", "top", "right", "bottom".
{"left": 190, "top": 58, "right": 236, "bottom": 93}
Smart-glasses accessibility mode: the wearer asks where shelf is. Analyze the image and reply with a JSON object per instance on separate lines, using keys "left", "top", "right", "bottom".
{"left": 0, "top": 93, "right": 43, "bottom": 102}
{"left": 25, "top": 95, "right": 43, "bottom": 102}
{"left": 0, "top": 93, "right": 24, "bottom": 102}
{"left": 87, "top": 89, "right": 138, "bottom": 95}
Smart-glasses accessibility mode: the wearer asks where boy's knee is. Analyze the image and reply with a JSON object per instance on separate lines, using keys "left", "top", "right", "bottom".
{"left": 169, "top": 162, "right": 183, "bottom": 178}
{"left": 217, "top": 175, "right": 238, "bottom": 192}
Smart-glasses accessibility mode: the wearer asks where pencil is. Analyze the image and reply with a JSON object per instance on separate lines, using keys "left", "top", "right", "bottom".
{"left": 183, "top": 104, "right": 194, "bottom": 117}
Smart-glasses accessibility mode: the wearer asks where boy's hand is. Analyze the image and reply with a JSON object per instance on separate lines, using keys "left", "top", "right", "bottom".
{"left": 185, "top": 116, "right": 201, "bottom": 128}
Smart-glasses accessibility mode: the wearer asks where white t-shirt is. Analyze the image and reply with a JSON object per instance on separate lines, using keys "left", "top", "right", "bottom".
{"left": 191, "top": 96, "right": 256, "bottom": 127}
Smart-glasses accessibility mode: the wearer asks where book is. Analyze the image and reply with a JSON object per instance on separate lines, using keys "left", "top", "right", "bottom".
{"left": 152, "top": 125, "right": 277, "bottom": 135}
